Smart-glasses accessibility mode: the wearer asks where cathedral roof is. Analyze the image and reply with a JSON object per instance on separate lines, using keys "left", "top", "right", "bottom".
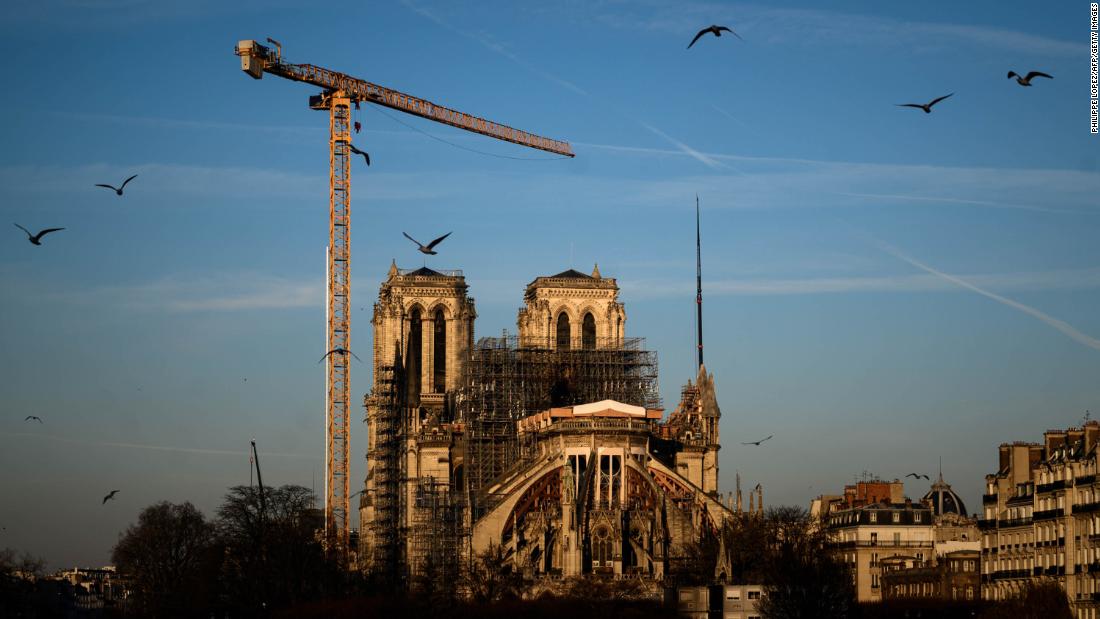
{"left": 547, "top": 268, "right": 593, "bottom": 279}
{"left": 405, "top": 266, "right": 444, "bottom": 276}
{"left": 525, "top": 265, "right": 617, "bottom": 296}
{"left": 921, "top": 475, "right": 968, "bottom": 517}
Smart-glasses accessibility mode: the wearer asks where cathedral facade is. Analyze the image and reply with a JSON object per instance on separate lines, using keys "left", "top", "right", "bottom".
{"left": 359, "top": 263, "right": 732, "bottom": 588}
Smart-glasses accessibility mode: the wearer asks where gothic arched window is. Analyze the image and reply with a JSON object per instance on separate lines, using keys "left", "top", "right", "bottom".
{"left": 433, "top": 308, "right": 446, "bottom": 393}
{"left": 582, "top": 312, "right": 596, "bottom": 350}
{"left": 593, "top": 525, "right": 613, "bottom": 568}
{"left": 408, "top": 308, "right": 422, "bottom": 399}
{"left": 556, "top": 312, "right": 571, "bottom": 350}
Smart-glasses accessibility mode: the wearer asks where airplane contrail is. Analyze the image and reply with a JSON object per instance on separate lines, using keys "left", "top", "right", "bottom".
{"left": 639, "top": 122, "right": 739, "bottom": 172}
{"left": 401, "top": 0, "right": 589, "bottom": 96}
{"left": 839, "top": 191, "right": 1075, "bottom": 214}
{"left": 0, "top": 432, "right": 320, "bottom": 459}
{"left": 878, "top": 241, "right": 1100, "bottom": 352}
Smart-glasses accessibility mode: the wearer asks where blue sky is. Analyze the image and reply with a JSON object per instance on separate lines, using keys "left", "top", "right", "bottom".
{"left": 0, "top": 0, "right": 1097, "bottom": 568}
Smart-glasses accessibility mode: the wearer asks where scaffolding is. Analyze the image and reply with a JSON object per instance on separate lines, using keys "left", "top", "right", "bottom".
{"left": 459, "top": 335, "right": 659, "bottom": 518}
{"left": 409, "top": 477, "right": 466, "bottom": 596}
{"left": 363, "top": 362, "right": 402, "bottom": 581}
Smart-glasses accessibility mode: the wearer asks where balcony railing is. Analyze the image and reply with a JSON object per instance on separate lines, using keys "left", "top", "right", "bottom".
{"left": 830, "top": 540, "right": 934, "bottom": 549}
{"left": 983, "top": 493, "right": 999, "bottom": 505}
{"left": 1037, "top": 480, "right": 1067, "bottom": 493}
{"left": 1033, "top": 508, "right": 1063, "bottom": 521}
{"left": 1076, "top": 475, "right": 1097, "bottom": 486}
{"left": 1074, "top": 501, "right": 1100, "bottom": 514}
{"left": 991, "top": 569, "right": 1031, "bottom": 580}
{"left": 998, "top": 517, "right": 1033, "bottom": 528}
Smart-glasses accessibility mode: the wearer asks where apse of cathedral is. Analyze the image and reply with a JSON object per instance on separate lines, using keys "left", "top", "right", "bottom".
{"left": 359, "top": 263, "right": 735, "bottom": 586}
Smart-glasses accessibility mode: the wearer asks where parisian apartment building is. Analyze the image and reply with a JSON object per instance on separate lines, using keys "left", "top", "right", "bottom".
{"left": 815, "top": 477, "right": 979, "bottom": 604}
{"left": 980, "top": 421, "right": 1100, "bottom": 619}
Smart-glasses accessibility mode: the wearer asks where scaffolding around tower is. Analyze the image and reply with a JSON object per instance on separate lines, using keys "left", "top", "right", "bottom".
{"left": 409, "top": 477, "right": 467, "bottom": 594}
{"left": 362, "top": 362, "right": 402, "bottom": 580}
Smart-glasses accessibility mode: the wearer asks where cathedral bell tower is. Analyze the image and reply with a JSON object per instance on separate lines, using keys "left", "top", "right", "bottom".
{"left": 517, "top": 264, "right": 626, "bottom": 349}
{"left": 361, "top": 262, "right": 475, "bottom": 579}
{"left": 371, "top": 262, "right": 475, "bottom": 414}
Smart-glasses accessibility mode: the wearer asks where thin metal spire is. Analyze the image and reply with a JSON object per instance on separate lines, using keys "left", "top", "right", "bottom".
{"left": 696, "top": 195, "right": 704, "bottom": 368}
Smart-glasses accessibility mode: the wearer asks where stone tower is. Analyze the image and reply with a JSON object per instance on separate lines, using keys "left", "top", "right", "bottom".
{"left": 371, "top": 262, "right": 476, "bottom": 403}
{"left": 664, "top": 364, "right": 722, "bottom": 495}
{"left": 361, "top": 262, "right": 475, "bottom": 579}
{"left": 516, "top": 265, "right": 626, "bottom": 349}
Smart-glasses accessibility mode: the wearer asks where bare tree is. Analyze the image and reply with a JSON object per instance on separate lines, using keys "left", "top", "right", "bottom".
{"left": 111, "top": 501, "right": 215, "bottom": 617}
{"left": 464, "top": 543, "right": 523, "bottom": 604}
{"left": 979, "top": 581, "right": 1072, "bottom": 619}
{"left": 215, "top": 484, "right": 338, "bottom": 614}
{"left": 753, "top": 506, "right": 854, "bottom": 619}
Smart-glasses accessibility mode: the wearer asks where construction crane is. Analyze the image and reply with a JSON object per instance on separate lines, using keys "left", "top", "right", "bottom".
{"left": 234, "top": 38, "right": 575, "bottom": 561}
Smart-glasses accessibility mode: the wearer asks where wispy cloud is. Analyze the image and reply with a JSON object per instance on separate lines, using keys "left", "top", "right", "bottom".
{"left": 877, "top": 242, "right": 1100, "bottom": 352}
{"left": 542, "top": 145, "right": 1100, "bottom": 214}
{"left": 619, "top": 266, "right": 1100, "bottom": 299}
{"left": 53, "top": 111, "right": 420, "bottom": 141}
{"left": 589, "top": 2, "right": 1083, "bottom": 57}
{"left": 0, "top": 431, "right": 319, "bottom": 459}
{"left": 61, "top": 272, "right": 322, "bottom": 312}
{"left": 401, "top": 0, "right": 589, "bottom": 96}
{"left": 837, "top": 191, "right": 1074, "bottom": 215}
{"left": 0, "top": 163, "right": 445, "bottom": 202}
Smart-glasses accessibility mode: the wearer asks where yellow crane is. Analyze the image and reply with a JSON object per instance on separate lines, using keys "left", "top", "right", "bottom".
{"left": 234, "top": 38, "right": 574, "bottom": 560}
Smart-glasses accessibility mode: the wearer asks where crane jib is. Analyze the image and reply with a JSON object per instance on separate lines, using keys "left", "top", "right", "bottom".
{"left": 276, "top": 61, "right": 574, "bottom": 157}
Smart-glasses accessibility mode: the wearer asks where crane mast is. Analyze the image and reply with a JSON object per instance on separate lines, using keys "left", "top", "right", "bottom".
{"left": 234, "top": 39, "right": 574, "bottom": 564}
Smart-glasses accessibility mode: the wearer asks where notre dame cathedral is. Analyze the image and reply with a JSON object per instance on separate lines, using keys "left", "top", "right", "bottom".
{"left": 358, "top": 262, "right": 734, "bottom": 589}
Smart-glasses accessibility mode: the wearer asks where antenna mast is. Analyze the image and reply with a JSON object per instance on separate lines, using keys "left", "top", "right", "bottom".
{"left": 696, "top": 195, "right": 704, "bottom": 368}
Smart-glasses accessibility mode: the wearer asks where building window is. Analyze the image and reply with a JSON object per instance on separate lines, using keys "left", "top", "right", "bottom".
{"left": 893, "top": 512, "right": 900, "bottom": 523}
{"left": 914, "top": 512, "right": 922, "bottom": 523}
{"left": 870, "top": 512, "right": 878, "bottom": 523}
{"left": 407, "top": 308, "right": 422, "bottom": 399}
{"left": 593, "top": 525, "right": 613, "bottom": 568}
{"left": 556, "top": 312, "right": 571, "bottom": 350}
{"left": 582, "top": 312, "right": 596, "bottom": 349}
{"left": 747, "top": 590, "right": 761, "bottom": 600}
{"left": 432, "top": 308, "right": 446, "bottom": 393}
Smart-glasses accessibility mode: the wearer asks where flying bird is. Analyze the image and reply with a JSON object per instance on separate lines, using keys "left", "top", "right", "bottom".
{"left": 896, "top": 93, "right": 954, "bottom": 114}
{"left": 102, "top": 490, "right": 120, "bottom": 504}
{"left": 741, "top": 435, "right": 773, "bottom": 446}
{"left": 687, "top": 25, "right": 742, "bottom": 49}
{"left": 24, "top": 415, "right": 42, "bottom": 423}
{"left": 95, "top": 174, "right": 138, "bottom": 196}
{"left": 349, "top": 144, "right": 370, "bottom": 166}
{"left": 403, "top": 231, "right": 452, "bottom": 255}
{"left": 1007, "top": 71, "right": 1052, "bottom": 86}
{"left": 319, "top": 348, "right": 363, "bottom": 364}
{"left": 905, "top": 473, "right": 930, "bottom": 480}
{"left": 14, "top": 223, "right": 64, "bottom": 246}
